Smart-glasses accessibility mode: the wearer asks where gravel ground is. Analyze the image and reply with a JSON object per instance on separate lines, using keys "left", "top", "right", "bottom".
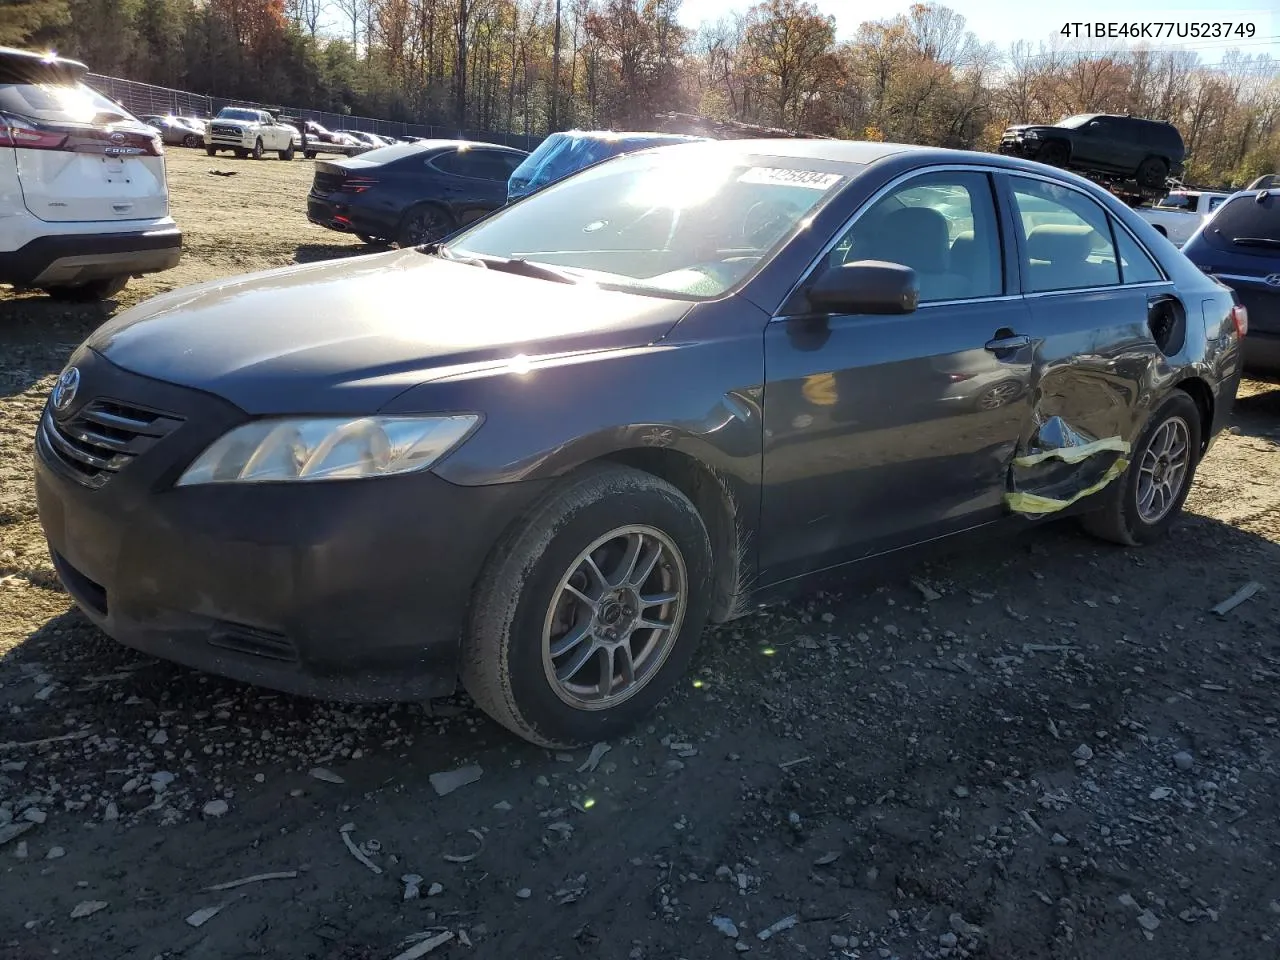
{"left": 2, "top": 149, "right": 1280, "bottom": 960}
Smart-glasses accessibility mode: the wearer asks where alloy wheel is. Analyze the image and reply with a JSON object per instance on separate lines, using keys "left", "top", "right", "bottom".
{"left": 541, "top": 525, "right": 688, "bottom": 710}
{"left": 1136, "top": 415, "right": 1190, "bottom": 524}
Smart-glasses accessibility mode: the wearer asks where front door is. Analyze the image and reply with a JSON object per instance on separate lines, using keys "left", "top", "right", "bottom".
{"left": 759, "top": 169, "right": 1034, "bottom": 583}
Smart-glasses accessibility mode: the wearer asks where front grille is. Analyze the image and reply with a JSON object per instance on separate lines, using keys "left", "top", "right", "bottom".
{"left": 211, "top": 124, "right": 242, "bottom": 137}
{"left": 208, "top": 621, "right": 298, "bottom": 663}
{"left": 40, "top": 399, "right": 183, "bottom": 489}
{"left": 311, "top": 171, "right": 345, "bottom": 194}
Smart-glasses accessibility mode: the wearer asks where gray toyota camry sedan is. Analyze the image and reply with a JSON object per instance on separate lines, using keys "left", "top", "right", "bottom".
{"left": 35, "top": 139, "right": 1245, "bottom": 747}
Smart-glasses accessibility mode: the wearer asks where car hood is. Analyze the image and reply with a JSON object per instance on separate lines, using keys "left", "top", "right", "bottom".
{"left": 85, "top": 249, "right": 693, "bottom": 415}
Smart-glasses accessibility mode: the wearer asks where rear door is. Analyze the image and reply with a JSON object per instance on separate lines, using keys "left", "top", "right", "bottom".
{"left": 0, "top": 70, "right": 167, "bottom": 223}
{"left": 1001, "top": 173, "right": 1174, "bottom": 503}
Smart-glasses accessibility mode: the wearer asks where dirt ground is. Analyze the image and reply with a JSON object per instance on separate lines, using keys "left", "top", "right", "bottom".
{"left": 2, "top": 149, "right": 1280, "bottom": 960}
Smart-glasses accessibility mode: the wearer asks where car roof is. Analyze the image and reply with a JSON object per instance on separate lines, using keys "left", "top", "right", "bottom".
{"left": 414, "top": 139, "right": 526, "bottom": 153}
{"left": 551, "top": 130, "right": 707, "bottom": 143}
{"left": 0, "top": 46, "right": 89, "bottom": 82}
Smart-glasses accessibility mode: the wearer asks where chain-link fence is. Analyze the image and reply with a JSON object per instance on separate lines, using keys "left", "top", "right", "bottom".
{"left": 86, "top": 74, "right": 545, "bottom": 151}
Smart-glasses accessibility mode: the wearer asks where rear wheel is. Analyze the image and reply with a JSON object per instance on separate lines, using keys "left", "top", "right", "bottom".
{"left": 234, "top": 148, "right": 247, "bottom": 159}
{"left": 43, "top": 276, "right": 130, "bottom": 301}
{"left": 206, "top": 145, "right": 217, "bottom": 156}
{"left": 1080, "top": 391, "right": 1201, "bottom": 546}
{"left": 303, "top": 150, "right": 316, "bottom": 160}
{"left": 396, "top": 203, "right": 454, "bottom": 247}
{"left": 184, "top": 133, "right": 201, "bottom": 148}
{"left": 462, "top": 465, "right": 714, "bottom": 747}
{"left": 279, "top": 143, "right": 295, "bottom": 161}
{"left": 250, "top": 138, "right": 264, "bottom": 160}
{"left": 1138, "top": 157, "right": 1169, "bottom": 188}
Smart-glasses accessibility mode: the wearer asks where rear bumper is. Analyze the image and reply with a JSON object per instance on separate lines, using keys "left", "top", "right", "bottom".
{"left": 0, "top": 225, "right": 182, "bottom": 287}
{"left": 1244, "top": 331, "right": 1280, "bottom": 375}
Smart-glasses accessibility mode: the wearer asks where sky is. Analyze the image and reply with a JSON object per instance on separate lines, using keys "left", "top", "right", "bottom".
{"left": 675, "top": 0, "right": 1280, "bottom": 67}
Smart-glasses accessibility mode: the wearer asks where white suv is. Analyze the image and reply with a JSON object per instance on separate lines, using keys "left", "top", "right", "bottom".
{"left": 0, "top": 46, "right": 181, "bottom": 300}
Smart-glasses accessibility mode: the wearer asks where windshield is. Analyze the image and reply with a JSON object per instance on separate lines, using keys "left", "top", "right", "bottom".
{"left": 450, "top": 149, "right": 852, "bottom": 300}
{"left": 1201, "top": 191, "right": 1280, "bottom": 253}
{"left": 1155, "top": 193, "right": 1196, "bottom": 210}
{"left": 0, "top": 81, "right": 133, "bottom": 124}
{"left": 218, "top": 108, "right": 260, "bottom": 122}
{"left": 510, "top": 134, "right": 614, "bottom": 191}
{"left": 1056, "top": 114, "right": 1095, "bottom": 129}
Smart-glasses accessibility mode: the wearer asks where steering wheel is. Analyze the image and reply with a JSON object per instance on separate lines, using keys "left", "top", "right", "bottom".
{"left": 743, "top": 199, "right": 800, "bottom": 246}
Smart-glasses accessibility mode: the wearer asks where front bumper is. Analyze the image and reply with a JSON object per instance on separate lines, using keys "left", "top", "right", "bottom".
{"left": 0, "top": 226, "right": 182, "bottom": 287}
{"left": 997, "top": 138, "right": 1039, "bottom": 158}
{"left": 34, "top": 349, "right": 552, "bottom": 702}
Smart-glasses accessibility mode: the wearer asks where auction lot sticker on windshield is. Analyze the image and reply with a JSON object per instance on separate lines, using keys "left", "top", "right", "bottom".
{"left": 739, "top": 167, "right": 842, "bottom": 190}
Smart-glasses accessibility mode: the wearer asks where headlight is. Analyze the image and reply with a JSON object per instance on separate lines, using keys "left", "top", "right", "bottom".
{"left": 1023, "top": 130, "right": 1041, "bottom": 139}
{"left": 176, "top": 415, "right": 480, "bottom": 486}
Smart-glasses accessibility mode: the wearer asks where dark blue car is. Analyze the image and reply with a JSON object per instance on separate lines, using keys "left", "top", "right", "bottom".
{"left": 506, "top": 130, "right": 706, "bottom": 202}
{"left": 1182, "top": 188, "right": 1280, "bottom": 375}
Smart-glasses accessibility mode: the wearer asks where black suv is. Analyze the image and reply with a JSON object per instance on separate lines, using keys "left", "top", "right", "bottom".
{"left": 998, "top": 114, "right": 1185, "bottom": 188}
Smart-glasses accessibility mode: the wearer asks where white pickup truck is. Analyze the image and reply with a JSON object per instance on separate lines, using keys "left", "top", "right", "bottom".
{"left": 205, "top": 107, "right": 298, "bottom": 160}
{"left": 1137, "top": 189, "right": 1232, "bottom": 246}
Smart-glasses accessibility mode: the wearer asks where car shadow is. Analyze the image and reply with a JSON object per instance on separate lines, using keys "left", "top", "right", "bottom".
{"left": 1231, "top": 377, "right": 1280, "bottom": 441}
{"left": 0, "top": 297, "right": 113, "bottom": 398}
{"left": 294, "top": 243, "right": 381, "bottom": 264}
{"left": 0, "top": 510, "right": 1277, "bottom": 957}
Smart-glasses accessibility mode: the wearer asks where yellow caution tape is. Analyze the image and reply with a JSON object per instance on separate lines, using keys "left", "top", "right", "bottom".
{"left": 1013, "top": 436, "right": 1130, "bottom": 467}
{"left": 1004, "top": 459, "right": 1129, "bottom": 515}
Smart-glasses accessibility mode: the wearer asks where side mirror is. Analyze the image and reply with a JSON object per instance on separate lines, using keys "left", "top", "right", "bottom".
{"left": 807, "top": 260, "right": 919, "bottom": 315}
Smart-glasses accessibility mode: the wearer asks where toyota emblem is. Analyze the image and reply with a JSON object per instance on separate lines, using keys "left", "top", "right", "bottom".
{"left": 51, "top": 366, "right": 80, "bottom": 413}
{"left": 1265, "top": 274, "right": 1280, "bottom": 287}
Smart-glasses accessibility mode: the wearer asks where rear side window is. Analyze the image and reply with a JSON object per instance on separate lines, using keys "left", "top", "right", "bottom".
{"left": 0, "top": 82, "right": 132, "bottom": 124}
{"left": 1112, "top": 224, "right": 1163, "bottom": 283}
{"left": 1011, "top": 177, "right": 1120, "bottom": 292}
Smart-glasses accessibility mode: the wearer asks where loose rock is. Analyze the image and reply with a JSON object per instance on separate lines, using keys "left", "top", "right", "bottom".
{"left": 202, "top": 799, "right": 229, "bottom": 818}
{"left": 429, "top": 765, "right": 483, "bottom": 797}
{"left": 712, "top": 916, "right": 739, "bottom": 938}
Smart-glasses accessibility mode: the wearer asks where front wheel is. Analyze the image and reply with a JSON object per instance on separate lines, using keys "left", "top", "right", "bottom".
{"left": 184, "top": 134, "right": 201, "bottom": 148}
{"left": 1080, "top": 391, "right": 1201, "bottom": 546}
{"left": 250, "top": 138, "right": 263, "bottom": 160}
{"left": 279, "top": 143, "right": 295, "bottom": 161}
{"left": 462, "top": 465, "right": 714, "bottom": 747}
{"left": 1036, "top": 141, "right": 1069, "bottom": 167}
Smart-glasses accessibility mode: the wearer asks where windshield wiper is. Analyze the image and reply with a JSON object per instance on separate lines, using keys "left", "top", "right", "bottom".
{"left": 425, "top": 244, "right": 579, "bottom": 284}
{"left": 1231, "top": 236, "right": 1280, "bottom": 248}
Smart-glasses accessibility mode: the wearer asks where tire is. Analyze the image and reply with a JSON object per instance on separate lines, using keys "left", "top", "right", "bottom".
{"left": 206, "top": 145, "right": 217, "bottom": 157}
{"left": 43, "top": 276, "right": 129, "bottom": 301}
{"left": 462, "top": 464, "right": 715, "bottom": 747}
{"left": 183, "top": 134, "right": 201, "bottom": 148}
{"left": 396, "top": 203, "right": 455, "bottom": 247}
{"left": 234, "top": 149, "right": 247, "bottom": 159}
{"left": 279, "top": 143, "right": 295, "bottom": 161}
{"left": 1036, "top": 141, "right": 1069, "bottom": 167}
{"left": 1080, "top": 391, "right": 1201, "bottom": 546}
{"left": 974, "top": 379, "right": 1023, "bottom": 411}
{"left": 1137, "top": 157, "right": 1169, "bottom": 189}
{"left": 250, "top": 138, "right": 263, "bottom": 160}
{"left": 304, "top": 150, "right": 316, "bottom": 160}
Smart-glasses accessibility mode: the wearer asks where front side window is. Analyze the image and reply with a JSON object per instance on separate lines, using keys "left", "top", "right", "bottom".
{"left": 448, "top": 148, "right": 852, "bottom": 299}
{"left": 829, "top": 171, "right": 1003, "bottom": 302}
{"left": 1011, "top": 177, "right": 1120, "bottom": 292}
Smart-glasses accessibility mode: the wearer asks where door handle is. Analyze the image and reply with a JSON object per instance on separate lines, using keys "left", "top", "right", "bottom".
{"left": 985, "top": 333, "right": 1031, "bottom": 352}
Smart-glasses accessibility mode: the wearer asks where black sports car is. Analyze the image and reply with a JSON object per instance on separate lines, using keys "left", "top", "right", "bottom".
{"left": 307, "top": 139, "right": 528, "bottom": 246}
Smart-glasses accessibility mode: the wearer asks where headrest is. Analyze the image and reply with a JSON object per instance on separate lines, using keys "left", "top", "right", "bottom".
{"left": 877, "top": 206, "right": 951, "bottom": 273}
{"left": 1027, "top": 224, "right": 1095, "bottom": 264}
